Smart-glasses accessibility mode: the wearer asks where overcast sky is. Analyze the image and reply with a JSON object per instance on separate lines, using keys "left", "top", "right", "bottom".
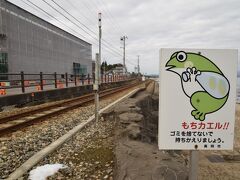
{"left": 7, "top": 0, "right": 240, "bottom": 75}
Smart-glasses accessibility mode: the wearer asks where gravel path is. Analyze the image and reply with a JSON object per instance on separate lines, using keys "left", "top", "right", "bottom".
{"left": 0, "top": 88, "right": 134, "bottom": 179}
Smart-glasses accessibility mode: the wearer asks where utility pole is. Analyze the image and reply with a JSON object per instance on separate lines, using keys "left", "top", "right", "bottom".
{"left": 120, "top": 36, "right": 127, "bottom": 74}
{"left": 134, "top": 66, "right": 138, "bottom": 74}
{"left": 98, "top": 12, "right": 102, "bottom": 83}
{"left": 94, "top": 53, "right": 100, "bottom": 122}
{"left": 94, "top": 13, "right": 102, "bottom": 123}
{"left": 137, "top": 55, "right": 140, "bottom": 76}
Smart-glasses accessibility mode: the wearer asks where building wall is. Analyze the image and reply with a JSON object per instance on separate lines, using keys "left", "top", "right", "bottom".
{"left": 0, "top": 1, "right": 3, "bottom": 34}
{"left": 0, "top": 0, "right": 92, "bottom": 75}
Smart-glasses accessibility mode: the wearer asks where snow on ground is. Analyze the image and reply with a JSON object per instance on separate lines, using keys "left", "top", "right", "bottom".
{"left": 28, "top": 164, "right": 67, "bottom": 180}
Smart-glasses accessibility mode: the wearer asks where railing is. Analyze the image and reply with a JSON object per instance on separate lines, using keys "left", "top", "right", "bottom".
{"left": 0, "top": 71, "right": 129, "bottom": 95}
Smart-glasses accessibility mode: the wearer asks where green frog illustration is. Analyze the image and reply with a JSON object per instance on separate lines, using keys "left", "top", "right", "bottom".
{"left": 165, "top": 51, "right": 230, "bottom": 121}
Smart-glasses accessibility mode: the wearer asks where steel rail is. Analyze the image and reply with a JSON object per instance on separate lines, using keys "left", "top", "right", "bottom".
{"left": 0, "top": 82, "right": 142, "bottom": 135}
{"left": 0, "top": 83, "right": 137, "bottom": 124}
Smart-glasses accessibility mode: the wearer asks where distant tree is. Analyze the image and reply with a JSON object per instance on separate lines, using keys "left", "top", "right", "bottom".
{"left": 101, "top": 62, "right": 104, "bottom": 71}
{"left": 101, "top": 61, "right": 110, "bottom": 74}
{"left": 100, "top": 62, "right": 124, "bottom": 74}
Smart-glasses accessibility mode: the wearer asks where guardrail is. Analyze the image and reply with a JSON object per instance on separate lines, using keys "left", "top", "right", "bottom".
{"left": 0, "top": 72, "right": 129, "bottom": 95}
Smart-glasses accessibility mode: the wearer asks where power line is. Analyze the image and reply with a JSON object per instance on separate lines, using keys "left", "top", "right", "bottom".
{"left": 23, "top": 0, "right": 87, "bottom": 44}
{"left": 64, "top": 0, "right": 124, "bottom": 60}
{"left": 99, "top": 0, "right": 123, "bottom": 34}
{"left": 62, "top": 0, "right": 96, "bottom": 26}
{"left": 127, "top": 59, "right": 137, "bottom": 66}
{"left": 22, "top": 0, "right": 122, "bottom": 58}
{"left": 50, "top": 0, "right": 122, "bottom": 56}
{"left": 82, "top": 0, "right": 122, "bottom": 42}
{"left": 51, "top": 0, "right": 96, "bottom": 38}
{"left": 20, "top": 0, "right": 43, "bottom": 15}
{"left": 126, "top": 61, "right": 136, "bottom": 66}
{"left": 21, "top": 0, "right": 123, "bottom": 61}
{"left": 78, "top": 0, "right": 99, "bottom": 20}
{"left": 87, "top": 0, "right": 100, "bottom": 11}
{"left": 44, "top": 0, "right": 122, "bottom": 57}
{"left": 42, "top": 0, "right": 97, "bottom": 40}
{"left": 88, "top": 0, "right": 122, "bottom": 35}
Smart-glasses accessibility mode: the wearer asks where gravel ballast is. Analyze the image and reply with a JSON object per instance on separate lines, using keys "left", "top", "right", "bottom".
{"left": 37, "top": 115, "right": 116, "bottom": 180}
{"left": 0, "top": 87, "right": 137, "bottom": 179}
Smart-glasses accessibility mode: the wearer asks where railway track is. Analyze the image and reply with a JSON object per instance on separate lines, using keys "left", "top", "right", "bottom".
{"left": 0, "top": 82, "right": 143, "bottom": 135}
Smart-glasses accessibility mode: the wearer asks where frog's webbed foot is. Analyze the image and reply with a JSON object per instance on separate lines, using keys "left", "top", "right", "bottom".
{"left": 182, "top": 67, "right": 201, "bottom": 82}
{"left": 191, "top": 110, "right": 206, "bottom": 121}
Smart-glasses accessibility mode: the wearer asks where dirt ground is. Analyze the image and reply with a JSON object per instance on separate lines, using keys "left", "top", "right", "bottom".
{"left": 111, "top": 81, "right": 189, "bottom": 180}
{"left": 198, "top": 104, "right": 240, "bottom": 180}
{"left": 113, "top": 81, "right": 240, "bottom": 180}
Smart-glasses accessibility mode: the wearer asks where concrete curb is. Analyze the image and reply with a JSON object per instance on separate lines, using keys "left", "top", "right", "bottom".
{"left": 7, "top": 87, "right": 142, "bottom": 180}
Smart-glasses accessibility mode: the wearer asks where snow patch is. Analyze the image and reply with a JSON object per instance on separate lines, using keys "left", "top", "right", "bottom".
{"left": 28, "top": 164, "right": 68, "bottom": 180}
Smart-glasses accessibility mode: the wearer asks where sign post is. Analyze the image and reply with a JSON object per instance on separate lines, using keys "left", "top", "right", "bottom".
{"left": 159, "top": 48, "right": 238, "bottom": 179}
{"left": 189, "top": 150, "right": 199, "bottom": 180}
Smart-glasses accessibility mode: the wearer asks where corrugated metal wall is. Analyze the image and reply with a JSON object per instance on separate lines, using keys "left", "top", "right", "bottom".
{"left": 0, "top": 0, "right": 92, "bottom": 75}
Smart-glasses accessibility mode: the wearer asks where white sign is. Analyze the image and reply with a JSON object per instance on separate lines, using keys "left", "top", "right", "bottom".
{"left": 159, "top": 48, "right": 238, "bottom": 150}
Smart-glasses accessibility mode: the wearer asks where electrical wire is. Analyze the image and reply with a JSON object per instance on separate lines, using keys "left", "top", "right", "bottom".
{"left": 42, "top": 0, "right": 97, "bottom": 40}
{"left": 22, "top": 0, "right": 122, "bottom": 58}
{"left": 19, "top": 0, "right": 135, "bottom": 69}
{"left": 49, "top": 0, "right": 122, "bottom": 56}
{"left": 98, "top": 0, "right": 123, "bottom": 34}
{"left": 74, "top": 0, "right": 122, "bottom": 48}
{"left": 63, "top": 0, "right": 96, "bottom": 25}
{"left": 42, "top": 0, "right": 122, "bottom": 57}
{"left": 23, "top": 0, "right": 87, "bottom": 43}
{"left": 89, "top": 0, "right": 123, "bottom": 39}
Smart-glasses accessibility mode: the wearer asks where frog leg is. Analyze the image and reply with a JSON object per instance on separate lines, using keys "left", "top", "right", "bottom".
{"left": 190, "top": 91, "right": 228, "bottom": 121}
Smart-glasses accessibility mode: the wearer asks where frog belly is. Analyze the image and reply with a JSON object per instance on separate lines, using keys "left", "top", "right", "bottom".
{"left": 181, "top": 79, "right": 204, "bottom": 98}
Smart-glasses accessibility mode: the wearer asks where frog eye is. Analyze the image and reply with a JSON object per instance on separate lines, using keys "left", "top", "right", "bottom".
{"left": 176, "top": 51, "right": 187, "bottom": 62}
